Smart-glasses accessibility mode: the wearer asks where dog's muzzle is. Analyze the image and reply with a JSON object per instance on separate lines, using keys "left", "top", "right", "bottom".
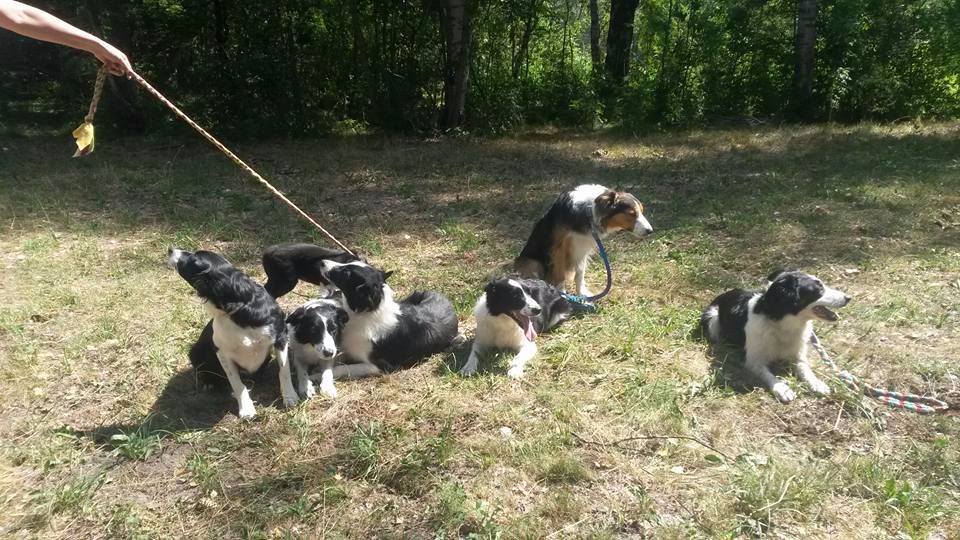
{"left": 167, "top": 247, "right": 184, "bottom": 268}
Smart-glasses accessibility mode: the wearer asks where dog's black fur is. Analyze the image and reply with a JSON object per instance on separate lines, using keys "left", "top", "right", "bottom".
{"left": 320, "top": 261, "right": 460, "bottom": 372}
{"left": 485, "top": 277, "right": 573, "bottom": 335}
{"left": 262, "top": 243, "right": 362, "bottom": 299}
{"left": 170, "top": 249, "right": 286, "bottom": 388}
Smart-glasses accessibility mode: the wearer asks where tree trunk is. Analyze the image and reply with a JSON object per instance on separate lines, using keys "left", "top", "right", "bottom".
{"left": 605, "top": 0, "right": 640, "bottom": 84}
{"left": 440, "top": 0, "right": 473, "bottom": 129}
{"left": 589, "top": 0, "right": 602, "bottom": 76}
{"left": 792, "top": 0, "right": 818, "bottom": 121}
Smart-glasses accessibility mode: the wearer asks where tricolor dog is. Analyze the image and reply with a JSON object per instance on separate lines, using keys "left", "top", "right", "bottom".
{"left": 701, "top": 269, "right": 851, "bottom": 402}
{"left": 514, "top": 184, "right": 653, "bottom": 296}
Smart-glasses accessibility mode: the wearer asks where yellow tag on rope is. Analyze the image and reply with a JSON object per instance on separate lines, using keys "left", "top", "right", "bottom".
{"left": 72, "top": 122, "right": 95, "bottom": 157}
{"left": 73, "top": 66, "right": 107, "bottom": 158}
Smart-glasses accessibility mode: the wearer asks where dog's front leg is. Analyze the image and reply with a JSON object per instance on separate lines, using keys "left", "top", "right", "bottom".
{"left": 216, "top": 351, "right": 256, "bottom": 418}
{"left": 507, "top": 341, "right": 537, "bottom": 380}
{"left": 745, "top": 353, "right": 796, "bottom": 403}
{"left": 275, "top": 343, "right": 300, "bottom": 408}
{"left": 292, "top": 353, "right": 316, "bottom": 400}
{"left": 460, "top": 344, "right": 483, "bottom": 376}
{"left": 317, "top": 357, "right": 338, "bottom": 398}
{"left": 794, "top": 343, "right": 830, "bottom": 396}
{"left": 574, "top": 257, "right": 593, "bottom": 297}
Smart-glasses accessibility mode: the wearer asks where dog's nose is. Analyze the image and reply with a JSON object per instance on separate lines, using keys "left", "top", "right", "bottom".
{"left": 321, "top": 347, "right": 336, "bottom": 357}
{"left": 843, "top": 294, "right": 852, "bottom": 305}
{"left": 530, "top": 306, "right": 542, "bottom": 316}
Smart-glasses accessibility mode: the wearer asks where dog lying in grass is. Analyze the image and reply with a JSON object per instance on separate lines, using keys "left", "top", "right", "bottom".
{"left": 316, "top": 260, "right": 460, "bottom": 393}
{"left": 461, "top": 277, "right": 573, "bottom": 379}
{"left": 701, "top": 269, "right": 851, "bottom": 402}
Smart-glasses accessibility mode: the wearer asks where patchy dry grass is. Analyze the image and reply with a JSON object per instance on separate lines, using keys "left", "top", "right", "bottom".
{"left": 1, "top": 123, "right": 959, "bottom": 538}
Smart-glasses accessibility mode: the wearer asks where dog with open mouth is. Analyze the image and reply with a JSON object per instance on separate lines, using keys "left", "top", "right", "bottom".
{"left": 701, "top": 269, "right": 851, "bottom": 402}
{"left": 461, "top": 277, "right": 573, "bottom": 379}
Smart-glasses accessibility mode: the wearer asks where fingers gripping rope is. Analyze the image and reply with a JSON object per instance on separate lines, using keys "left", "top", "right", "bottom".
{"left": 810, "top": 333, "right": 949, "bottom": 414}
{"left": 80, "top": 68, "right": 354, "bottom": 256}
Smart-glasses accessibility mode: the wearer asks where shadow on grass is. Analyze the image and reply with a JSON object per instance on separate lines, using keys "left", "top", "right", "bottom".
{"left": 79, "top": 364, "right": 286, "bottom": 446}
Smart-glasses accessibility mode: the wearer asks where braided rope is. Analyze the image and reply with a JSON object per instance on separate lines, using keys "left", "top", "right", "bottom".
{"left": 809, "top": 332, "right": 948, "bottom": 414}
{"left": 85, "top": 66, "right": 108, "bottom": 123}
{"left": 123, "top": 70, "right": 354, "bottom": 256}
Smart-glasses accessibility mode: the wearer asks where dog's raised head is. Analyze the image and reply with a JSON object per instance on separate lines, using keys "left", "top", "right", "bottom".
{"left": 287, "top": 299, "right": 349, "bottom": 359}
{"left": 319, "top": 260, "right": 393, "bottom": 313}
{"left": 485, "top": 278, "right": 542, "bottom": 341}
{"left": 759, "top": 269, "right": 851, "bottom": 322}
{"left": 167, "top": 247, "right": 265, "bottom": 316}
{"left": 594, "top": 188, "right": 653, "bottom": 237}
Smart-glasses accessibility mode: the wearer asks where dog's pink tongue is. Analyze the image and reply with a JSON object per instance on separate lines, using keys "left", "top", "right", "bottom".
{"left": 524, "top": 319, "right": 537, "bottom": 341}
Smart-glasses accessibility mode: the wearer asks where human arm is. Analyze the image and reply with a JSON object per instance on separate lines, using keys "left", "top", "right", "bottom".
{"left": 0, "top": 0, "right": 131, "bottom": 76}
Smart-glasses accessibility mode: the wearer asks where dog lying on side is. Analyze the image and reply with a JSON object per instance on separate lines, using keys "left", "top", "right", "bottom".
{"left": 262, "top": 243, "right": 361, "bottom": 299}
{"left": 514, "top": 184, "right": 653, "bottom": 296}
{"left": 701, "top": 269, "right": 851, "bottom": 402}
{"left": 461, "top": 277, "right": 573, "bottom": 379}
{"left": 286, "top": 293, "right": 349, "bottom": 399}
{"left": 317, "top": 260, "right": 460, "bottom": 388}
{"left": 168, "top": 248, "right": 298, "bottom": 418}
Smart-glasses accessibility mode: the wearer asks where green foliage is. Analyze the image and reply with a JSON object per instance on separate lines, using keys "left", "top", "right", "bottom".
{"left": 1, "top": 0, "right": 957, "bottom": 135}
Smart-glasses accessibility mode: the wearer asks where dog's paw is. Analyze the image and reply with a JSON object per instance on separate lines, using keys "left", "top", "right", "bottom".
{"left": 808, "top": 379, "right": 831, "bottom": 396}
{"left": 319, "top": 382, "right": 338, "bottom": 399}
{"left": 301, "top": 380, "right": 317, "bottom": 400}
{"left": 507, "top": 366, "right": 525, "bottom": 380}
{"left": 772, "top": 382, "right": 796, "bottom": 403}
{"left": 576, "top": 288, "right": 594, "bottom": 298}
{"left": 459, "top": 363, "right": 477, "bottom": 377}
{"left": 237, "top": 397, "right": 257, "bottom": 419}
{"left": 282, "top": 392, "right": 300, "bottom": 408}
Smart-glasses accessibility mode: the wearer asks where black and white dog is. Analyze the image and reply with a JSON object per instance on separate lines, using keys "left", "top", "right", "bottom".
{"left": 262, "top": 243, "right": 362, "bottom": 299}
{"left": 168, "top": 248, "right": 298, "bottom": 418}
{"left": 701, "top": 269, "right": 851, "bottom": 402}
{"left": 286, "top": 293, "right": 349, "bottom": 399}
{"left": 317, "top": 260, "right": 460, "bottom": 381}
{"left": 461, "top": 277, "right": 573, "bottom": 379}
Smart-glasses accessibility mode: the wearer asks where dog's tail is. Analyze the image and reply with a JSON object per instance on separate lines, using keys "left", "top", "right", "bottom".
{"left": 700, "top": 304, "right": 720, "bottom": 342}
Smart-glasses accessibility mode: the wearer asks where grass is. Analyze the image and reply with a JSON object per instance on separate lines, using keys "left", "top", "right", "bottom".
{"left": 1, "top": 123, "right": 959, "bottom": 537}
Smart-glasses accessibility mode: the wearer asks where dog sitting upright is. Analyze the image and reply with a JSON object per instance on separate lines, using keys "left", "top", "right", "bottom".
{"left": 461, "top": 277, "right": 573, "bottom": 379}
{"left": 262, "top": 243, "right": 362, "bottom": 299}
{"left": 168, "top": 248, "right": 298, "bottom": 418}
{"left": 701, "top": 269, "right": 851, "bottom": 403}
{"left": 286, "top": 293, "right": 349, "bottom": 399}
{"left": 514, "top": 184, "right": 653, "bottom": 296}
{"left": 317, "top": 260, "right": 459, "bottom": 388}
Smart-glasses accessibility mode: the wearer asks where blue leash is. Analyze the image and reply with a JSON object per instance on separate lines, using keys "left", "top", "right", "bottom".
{"left": 562, "top": 232, "right": 613, "bottom": 313}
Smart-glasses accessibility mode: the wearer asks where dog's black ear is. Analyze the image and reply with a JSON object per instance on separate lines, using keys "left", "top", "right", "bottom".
{"left": 336, "top": 308, "right": 349, "bottom": 327}
{"left": 761, "top": 274, "right": 801, "bottom": 318}
{"left": 287, "top": 307, "right": 304, "bottom": 326}
{"left": 766, "top": 267, "right": 798, "bottom": 283}
{"left": 382, "top": 270, "right": 394, "bottom": 281}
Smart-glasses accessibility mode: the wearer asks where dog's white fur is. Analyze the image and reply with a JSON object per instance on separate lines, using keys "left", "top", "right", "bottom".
{"left": 289, "top": 298, "right": 342, "bottom": 399}
{"left": 709, "top": 281, "right": 849, "bottom": 402}
{"left": 460, "top": 279, "right": 542, "bottom": 379}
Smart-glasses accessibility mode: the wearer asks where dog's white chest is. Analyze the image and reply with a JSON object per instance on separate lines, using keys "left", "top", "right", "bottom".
{"left": 569, "top": 232, "right": 596, "bottom": 263}
{"left": 476, "top": 312, "right": 526, "bottom": 351}
{"left": 342, "top": 306, "right": 398, "bottom": 363}
{"left": 212, "top": 316, "right": 273, "bottom": 373}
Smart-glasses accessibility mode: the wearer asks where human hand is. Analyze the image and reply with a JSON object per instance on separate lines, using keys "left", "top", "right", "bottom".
{"left": 92, "top": 39, "right": 132, "bottom": 78}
